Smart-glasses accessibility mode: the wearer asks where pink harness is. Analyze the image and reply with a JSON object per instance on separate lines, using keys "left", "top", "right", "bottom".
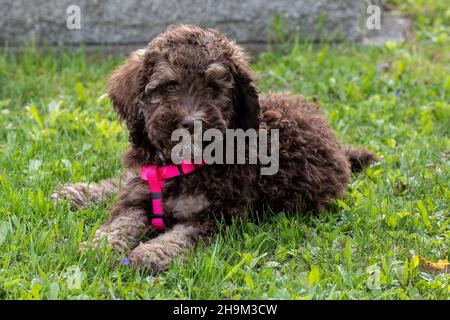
{"left": 140, "top": 160, "right": 205, "bottom": 230}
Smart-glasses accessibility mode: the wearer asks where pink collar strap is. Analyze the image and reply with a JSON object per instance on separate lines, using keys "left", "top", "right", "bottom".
{"left": 140, "top": 160, "right": 205, "bottom": 230}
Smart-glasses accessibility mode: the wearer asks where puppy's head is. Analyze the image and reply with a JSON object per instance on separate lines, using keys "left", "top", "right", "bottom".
{"left": 107, "top": 25, "right": 260, "bottom": 166}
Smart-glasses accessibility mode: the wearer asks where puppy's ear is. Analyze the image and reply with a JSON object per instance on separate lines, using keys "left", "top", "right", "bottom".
{"left": 107, "top": 49, "right": 148, "bottom": 147}
{"left": 107, "top": 49, "right": 146, "bottom": 121}
{"left": 230, "top": 47, "right": 260, "bottom": 130}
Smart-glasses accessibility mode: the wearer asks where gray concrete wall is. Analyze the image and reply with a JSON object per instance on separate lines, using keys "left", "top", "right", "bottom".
{"left": 1, "top": 0, "right": 365, "bottom": 53}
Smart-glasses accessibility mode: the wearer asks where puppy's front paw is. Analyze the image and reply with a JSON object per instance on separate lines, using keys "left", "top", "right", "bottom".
{"left": 128, "top": 243, "right": 170, "bottom": 274}
{"left": 51, "top": 184, "right": 88, "bottom": 210}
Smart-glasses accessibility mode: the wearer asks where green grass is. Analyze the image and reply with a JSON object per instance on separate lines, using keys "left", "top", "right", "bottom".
{"left": 0, "top": 5, "right": 449, "bottom": 299}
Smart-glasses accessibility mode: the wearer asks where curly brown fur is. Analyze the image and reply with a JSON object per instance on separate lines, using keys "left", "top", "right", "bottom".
{"left": 54, "top": 25, "right": 377, "bottom": 273}
{"left": 52, "top": 170, "right": 135, "bottom": 210}
{"left": 345, "top": 147, "right": 379, "bottom": 173}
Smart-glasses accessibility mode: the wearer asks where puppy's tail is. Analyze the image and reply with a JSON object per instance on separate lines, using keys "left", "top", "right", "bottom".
{"left": 344, "top": 147, "right": 379, "bottom": 173}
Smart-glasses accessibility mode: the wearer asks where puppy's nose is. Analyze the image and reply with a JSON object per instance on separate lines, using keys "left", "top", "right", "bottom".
{"left": 179, "top": 118, "right": 196, "bottom": 132}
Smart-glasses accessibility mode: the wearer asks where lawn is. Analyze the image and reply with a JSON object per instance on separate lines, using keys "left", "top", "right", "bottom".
{"left": 0, "top": 3, "right": 448, "bottom": 299}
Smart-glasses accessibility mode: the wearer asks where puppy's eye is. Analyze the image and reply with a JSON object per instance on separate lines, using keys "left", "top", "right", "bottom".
{"left": 206, "top": 87, "right": 215, "bottom": 95}
{"left": 164, "top": 81, "right": 178, "bottom": 92}
{"left": 206, "top": 83, "right": 218, "bottom": 95}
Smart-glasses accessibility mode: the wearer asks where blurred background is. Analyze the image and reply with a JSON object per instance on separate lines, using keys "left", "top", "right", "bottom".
{"left": 1, "top": 0, "right": 416, "bottom": 55}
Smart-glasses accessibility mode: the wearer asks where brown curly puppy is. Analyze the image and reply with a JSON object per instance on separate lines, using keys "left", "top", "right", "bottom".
{"left": 53, "top": 25, "right": 377, "bottom": 273}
